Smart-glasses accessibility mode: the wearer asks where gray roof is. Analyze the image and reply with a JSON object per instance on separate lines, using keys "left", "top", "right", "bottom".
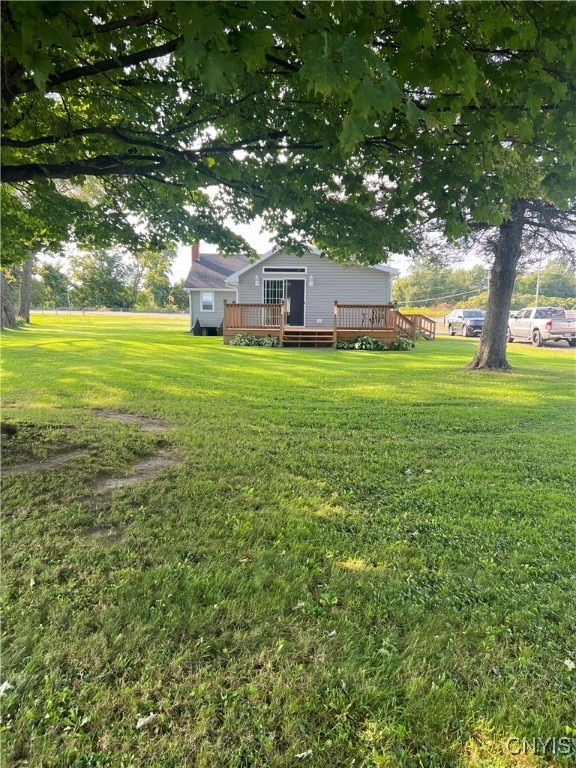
{"left": 183, "top": 253, "right": 251, "bottom": 290}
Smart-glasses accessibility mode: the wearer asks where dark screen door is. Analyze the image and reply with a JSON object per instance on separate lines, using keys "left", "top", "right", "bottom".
{"left": 287, "top": 280, "right": 305, "bottom": 325}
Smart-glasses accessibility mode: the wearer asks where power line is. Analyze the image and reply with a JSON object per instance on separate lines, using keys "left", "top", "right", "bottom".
{"left": 400, "top": 286, "right": 485, "bottom": 305}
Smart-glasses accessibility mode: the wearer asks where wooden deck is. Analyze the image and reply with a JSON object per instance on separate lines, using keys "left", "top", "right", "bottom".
{"left": 223, "top": 302, "right": 435, "bottom": 347}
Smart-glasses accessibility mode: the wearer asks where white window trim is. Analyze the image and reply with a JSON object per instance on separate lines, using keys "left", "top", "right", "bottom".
{"left": 262, "top": 266, "right": 307, "bottom": 274}
{"left": 201, "top": 291, "right": 215, "bottom": 312}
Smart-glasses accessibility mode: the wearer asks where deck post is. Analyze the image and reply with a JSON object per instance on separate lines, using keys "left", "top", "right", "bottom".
{"left": 280, "top": 302, "right": 285, "bottom": 347}
{"left": 333, "top": 301, "right": 338, "bottom": 348}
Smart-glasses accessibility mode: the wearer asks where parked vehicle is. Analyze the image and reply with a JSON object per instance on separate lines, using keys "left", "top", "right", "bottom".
{"left": 508, "top": 307, "right": 576, "bottom": 347}
{"left": 446, "top": 309, "right": 485, "bottom": 337}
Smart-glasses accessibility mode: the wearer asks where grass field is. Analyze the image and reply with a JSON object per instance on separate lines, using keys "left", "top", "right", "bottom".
{"left": 2, "top": 314, "right": 575, "bottom": 768}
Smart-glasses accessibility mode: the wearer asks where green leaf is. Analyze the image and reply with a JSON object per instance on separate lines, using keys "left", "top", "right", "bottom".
{"left": 542, "top": 39, "right": 560, "bottom": 64}
{"left": 299, "top": 55, "right": 343, "bottom": 96}
{"left": 183, "top": 6, "right": 224, "bottom": 44}
{"left": 29, "top": 51, "right": 53, "bottom": 92}
{"left": 376, "top": 76, "right": 403, "bottom": 114}
{"left": 351, "top": 81, "right": 380, "bottom": 119}
{"left": 516, "top": 119, "right": 533, "bottom": 142}
{"left": 181, "top": 37, "right": 205, "bottom": 72}
{"left": 525, "top": 95, "right": 542, "bottom": 117}
{"left": 202, "top": 53, "right": 242, "bottom": 93}
{"left": 405, "top": 99, "right": 423, "bottom": 125}
{"left": 340, "top": 113, "right": 367, "bottom": 152}
{"left": 460, "top": 55, "right": 480, "bottom": 103}
{"left": 338, "top": 37, "right": 371, "bottom": 81}
{"left": 233, "top": 28, "right": 274, "bottom": 72}
{"left": 352, "top": 67, "right": 402, "bottom": 118}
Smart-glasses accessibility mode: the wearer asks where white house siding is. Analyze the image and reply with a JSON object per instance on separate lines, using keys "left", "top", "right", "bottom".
{"left": 236, "top": 250, "right": 392, "bottom": 327}
{"left": 190, "top": 290, "right": 235, "bottom": 329}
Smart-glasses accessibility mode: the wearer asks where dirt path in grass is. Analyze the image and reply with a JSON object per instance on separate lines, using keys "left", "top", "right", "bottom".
{"left": 91, "top": 409, "right": 168, "bottom": 432}
{"left": 2, "top": 449, "right": 90, "bottom": 476}
{"left": 94, "top": 448, "right": 179, "bottom": 492}
{"left": 2, "top": 411, "right": 179, "bottom": 488}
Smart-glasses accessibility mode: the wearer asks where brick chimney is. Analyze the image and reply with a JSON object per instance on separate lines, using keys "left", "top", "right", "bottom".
{"left": 192, "top": 243, "right": 200, "bottom": 262}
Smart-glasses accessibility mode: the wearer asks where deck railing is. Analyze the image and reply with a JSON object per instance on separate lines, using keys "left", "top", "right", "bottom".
{"left": 403, "top": 314, "right": 436, "bottom": 339}
{"left": 224, "top": 302, "right": 283, "bottom": 329}
{"left": 334, "top": 303, "right": 416, "bottom": 337}
{"left": 222, "top": 302, "right": 434, "bottom": 345}
{"left": 335, "top": 303, "right": 396, "bottom": 330}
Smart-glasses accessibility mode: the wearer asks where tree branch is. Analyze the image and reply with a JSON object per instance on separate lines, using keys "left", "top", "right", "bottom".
{"left": 79, "top": 11, "right": 160, "bottom": 37}
{"left": 2, "top": 128, "right": 329, "bottom": 182}
{"left": 3, "top": 126, "right": 113, "bottom": 148}
{"left": 12, "top": 38, "right": 181, "bottom": 101}
{"left": 264, "top": 51, "right": 300, "bottom": 74}
{"left": 2, "top": 155, "right": 168, "bottom": 182}
{"left": 522, "top": 219, "right": 576, "bottom": 237}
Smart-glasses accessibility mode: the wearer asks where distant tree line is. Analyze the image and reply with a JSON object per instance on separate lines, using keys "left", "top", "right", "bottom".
{"left": 393, "top": 257, "right": 576, "bottom": 311}
{"left": 4, "top": 248, "right": 189, "bottom": 316}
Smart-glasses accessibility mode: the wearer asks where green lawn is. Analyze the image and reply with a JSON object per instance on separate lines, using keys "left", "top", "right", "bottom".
{"left": 2, "top": 314, "right": 575, "bottom": 768}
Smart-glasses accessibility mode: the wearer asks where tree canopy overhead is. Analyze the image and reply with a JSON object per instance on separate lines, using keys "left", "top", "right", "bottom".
{"left": 2, "top": 1, "right": 576, "bottom": 365}
{"left": 2, "top": 0, "right": 419, "bottom": 264}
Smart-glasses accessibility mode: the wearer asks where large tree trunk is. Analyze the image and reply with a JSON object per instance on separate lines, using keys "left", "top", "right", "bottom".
{"left": 18, "top": 253, "right": 34, "bottom": 323}
{"left": 1, "top": 272, "right": 18, "bottom": 329}
{"left": 467, "top": 199, "right": 527, "bottom": 370}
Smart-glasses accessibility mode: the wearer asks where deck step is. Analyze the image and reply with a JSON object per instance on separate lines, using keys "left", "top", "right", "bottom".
{"left": 282, "top": 329, "right": 335, "bottom": 347}
{"left": 283, "top": 332, "right": 334, "bottom": 337}
{"left": 283, "top": 334, "right": 334, "bottom": 339}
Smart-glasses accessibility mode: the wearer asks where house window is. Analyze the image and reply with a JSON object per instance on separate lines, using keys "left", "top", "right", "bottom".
{"left": 263, "top": 280, "right": 285, "bottom": 303}
{"left": 201, "top": 292, "right": 214, "bottom": 311}
{"left": 263, "top": 280, "right": 284, "bottom": 326}
{"left": 263, "top": 266, "right": 307, "bottom": 274}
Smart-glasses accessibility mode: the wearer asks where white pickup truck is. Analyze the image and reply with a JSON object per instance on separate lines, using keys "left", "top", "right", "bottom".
{"left": 508, "top": 307, "right": 576, "bottom": 347}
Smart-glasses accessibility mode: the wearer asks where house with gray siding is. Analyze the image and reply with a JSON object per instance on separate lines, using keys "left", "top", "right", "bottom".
{"left": 185, "top": 245, "right": 399, "bottom": 331}
{"left": 184, "top": 245, "right": 436, "bottom": 345}
{"left": 183, "top": 244, "right": 250, "bottom": 334}
{"left": 226, "top": 247, "right": 399, "bottom": 328}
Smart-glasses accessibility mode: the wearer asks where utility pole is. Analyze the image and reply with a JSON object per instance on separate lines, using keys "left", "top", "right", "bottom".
{"left": 534, "top": 259, "right": 542, "bottom": 307}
